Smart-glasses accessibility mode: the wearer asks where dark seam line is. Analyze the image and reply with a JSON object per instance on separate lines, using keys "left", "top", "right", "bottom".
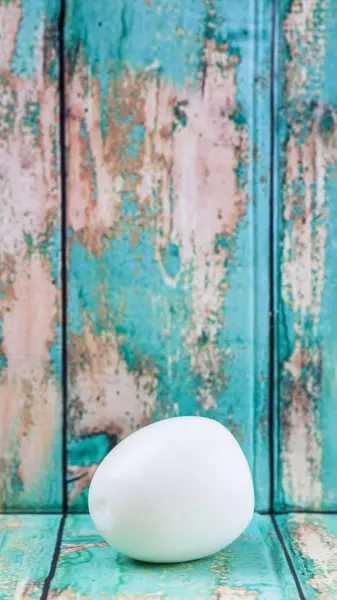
{"left": 0, "top": 510, "right": 83, "bottom": 515}
{"left": 59, "top": 0, "right": 68, "bottom": 514}
{"left": 40, "top": 514, "right": 66, "bottom": 600}
{"left": 271, "top": 515, "right": 306, "bottom": 600}
{"left": 272, "top": 509, "right": 337, "bottom": 515}
{"left": 1, "top": 509, "right": 337, "bottom": 516}
{"left": 268, "top": 0, "right": 277, "bottom": 513}
{"left": 0, "top": 510, "right": 63, "bottom": 515}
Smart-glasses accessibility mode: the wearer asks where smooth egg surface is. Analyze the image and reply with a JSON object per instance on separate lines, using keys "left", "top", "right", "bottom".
{"left": 89, "top": 416, "right": 254, "bottom": 563}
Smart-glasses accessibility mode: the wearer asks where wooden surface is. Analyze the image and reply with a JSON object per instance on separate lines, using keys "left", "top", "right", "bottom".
{"left": 0, "top": 0, "right": 62, "bottom": 510}
{"left": 277, "top": 514, "right": 337, "bottom": 599}
{"left": 0, "top": 514, "right": 61, "bottom": 599}
{"left": 1, "top": 0, "right": 337, "bottom": 522}
{"left": 48, "top": 514, "right": 298, "bottom": 599}
{"left": 4, "top": 514, "right": 337, "bottom": 599}
{"left": 276, "top": 0, "right": 337, "bottom": 510}
{"left": 1, "top": 0, "right": 337, "bottom": 593}
{"left": 65, "top": 0, "right": 271, "bottom": 512}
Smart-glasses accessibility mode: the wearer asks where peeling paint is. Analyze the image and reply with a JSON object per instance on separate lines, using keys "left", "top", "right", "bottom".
{"left": 0, "top": 0, "right": 62, "bottom": 509}
{"left": 13, "top": 580, "right": 39, "bottom": 600}
{"left": 277, "top": 514, "right": 337, "bottom": 599}
{"left": 66, "top": 0, "right": 270, "bottom": 510}
{"left": 278, "top": 0, "right": 337, "bottom": 510}
{"left": 48, "top": 515, "right": 297, "bottom": 599}
{"left": 67, "top": 464, "right": 98, "bottom": 505}
{"left": 61, "top": 540, "right": 108, "bottom": 555}
{"left": 0, "top": 515, "right": 61, "bottom": 599}
{"left": 213, "top": 587, "right": 259, "bottom": 599}
{"left": 295, "top": 517, "right": 337, "bottom": 596}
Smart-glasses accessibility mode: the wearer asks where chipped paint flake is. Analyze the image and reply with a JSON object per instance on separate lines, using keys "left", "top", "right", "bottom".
{"left": 213, "top": 587, "right": 259, "bottom": 599}
{"left": 61, "top": 540, "right": 108, "bottom": 555}
{"left": 67, "top": 464, "right": 98, "bottom": 505}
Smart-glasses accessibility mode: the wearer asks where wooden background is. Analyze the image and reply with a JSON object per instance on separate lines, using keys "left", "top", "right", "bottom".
{"left": 0, "top": 0, "right": 336, "bottom": 516}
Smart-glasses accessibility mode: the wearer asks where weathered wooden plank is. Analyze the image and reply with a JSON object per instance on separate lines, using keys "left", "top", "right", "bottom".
{"left": 48, "top": 514, "right": 299, "bottom": 599}
{"left": 0, "top": 514, "right": 60, "bottom": 599}
{"left": 276, "top": 0, "right": 337, "bottom": 510}
{"left": 277, "top": 514, "right": 337, "bottom": 599}
{"left": 65, "top": 0, "right": 271, "bottom": 512}
{"left": 0, "top": 0, "right": 62, "bottom": 509}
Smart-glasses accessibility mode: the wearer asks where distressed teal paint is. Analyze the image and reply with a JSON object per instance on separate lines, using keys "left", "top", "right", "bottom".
{"left": 276, "top": 0, "right": 337, "bottom": 510}
{"left": 21, "top": 102, "right": 40, "bottom": 141}
{"left": 50, "top": 223, "right": 61, "bottom": 286}
{"left": 49, "top": 324, "right": 62, "bottom": 383}
{"left": 68, "top": 218, "right": 257, "bottom": 506}
{"left": 11, "top": 0, "right": 60, "bottom": 78}
{"left": 66, "top": 0, "right": 271, "bottom": 511}
{"left": 320, "top": 168, "right": 337, "bottom": 508}
{"left": 318, "top": 2, "right": 337, "bottom": 510}
{"left": 71, "top": 435, "right": 110, "bottom": 469}
{"left": 0, "top": 515, "right": 60, "bottom": 599}
{"left": 65, "top": 0, "right": 207, "bottom": 138}
{"left": 0, "top": 78, "right": 16, "bottom": 135}
{"left": 68, "top": 231, "right": 199, "bottom": 411}
{"left": 49, "top": 224, "right": 62, "bottom": 397}
{"left": 252, "top": 0, "right": 272, "bottom": 511}
{"left": 0, "top": 317, "right": 8, "bottom": 376}
{"left": 65, "top": 0, "right": 206, "bottom": 82}
{"left": 8, "top": 423, "right": 63, "bottom": 513}
{"left": 0, "top": 0, "right": 62, "bottom": 511}
{"left": 49, "top": 514, "right": 298, "bottom": 599}
{"left": 277, "top": 514, "right": 337, "bottom": 599}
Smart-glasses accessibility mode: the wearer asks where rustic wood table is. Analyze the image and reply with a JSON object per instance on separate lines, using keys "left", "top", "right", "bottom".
{"left": 1, "top": 514, "right": 337, "bottom": 598}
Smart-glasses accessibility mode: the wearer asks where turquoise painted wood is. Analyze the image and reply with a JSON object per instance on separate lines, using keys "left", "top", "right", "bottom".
{"left": 277, "top": 514, "right": 337, "bottom": 599}
{"left": 2, "top": 0, "right": 337, "bottom": 596}
{"left": 65, "top": 0, "right": 272, "bottom": 513}
{"left": 0, "top": 514, "right": 60, "bottom": 599}
{"left": 275, "top": 0, "right": 337, "bottom": 510}
{"left": 0, "top": 0, "right": 63, "bottom": 510}
{"left": 48, "top": 514, "right": 299, "bottom": 599}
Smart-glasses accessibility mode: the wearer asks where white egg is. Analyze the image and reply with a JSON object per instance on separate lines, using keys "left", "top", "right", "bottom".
{"left": 89, "top": 416, "right": 254, "bottom": 563}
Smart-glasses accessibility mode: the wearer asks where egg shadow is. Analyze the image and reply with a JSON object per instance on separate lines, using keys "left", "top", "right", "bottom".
{"left": 116, "top": 549, "right": 225, "bottom": 573}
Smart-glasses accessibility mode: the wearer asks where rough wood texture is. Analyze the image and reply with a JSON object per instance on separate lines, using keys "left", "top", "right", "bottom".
{"left": 0, "top": 0, "right": 62, "bottom": 511}
{"left": 48, "top": 514, "right": 299, "bottom": 599}
{"left": 276, "top": 0, "right": 337, "bottom": 510}
{"left": 0, "top": 514, "right": 60, "bottom": 599}
{"left": 277, "top": 514, "right": 337, "bottom": 599}
{"left": 65, "top": 0, "right": 271, "bottom": 512}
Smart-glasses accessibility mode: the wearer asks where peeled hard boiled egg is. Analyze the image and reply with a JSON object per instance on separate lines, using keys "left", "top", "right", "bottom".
{"left": 89, "top": 416, "right": 254, "bottom": 563}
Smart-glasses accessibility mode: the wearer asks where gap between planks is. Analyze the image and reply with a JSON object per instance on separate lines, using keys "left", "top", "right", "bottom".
{"left": 3, "top": 509, "right": 337, "bottom": 515}
{"left": 40, "top": 515, "right": 66, "bottom": 600}
{"left": 271, "top": 515, "right": 306, "bottom": 600}
{"left": 58, "top": 0, "right": 68, "bottom": 516}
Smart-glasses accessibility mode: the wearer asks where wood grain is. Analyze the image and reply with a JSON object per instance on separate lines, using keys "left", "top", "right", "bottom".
{"left": 0, "top": 0, "right": 62, "bottom": 510}
{"left": 48, "top": 514, "right": 299, "bottom": 599}
{"left": 0, "top": 514, "right": 60, "bottom": 599}
{"left": 65, "top": 0, "right": 272, "bottom": 512}
{"left": 277, "top": 514, "right": 337, "bottom": 599}
{"left": 276, "top": 0, "right": 337, "bottom": 510}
